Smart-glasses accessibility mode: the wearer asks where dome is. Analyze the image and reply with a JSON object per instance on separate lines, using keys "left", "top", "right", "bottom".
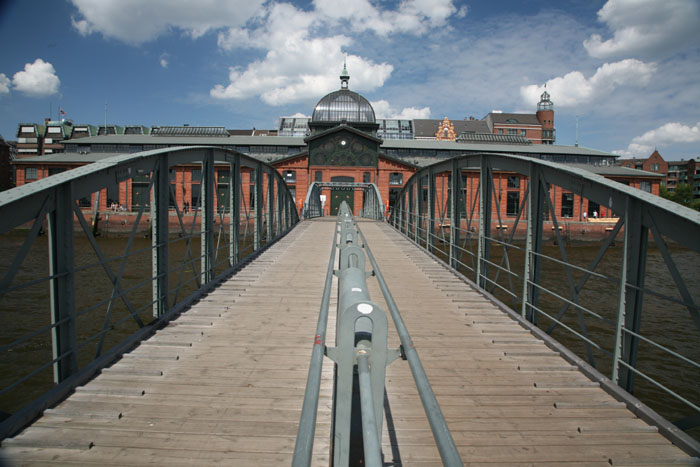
{"left": 311, "top": 89, "right": 376, "bottom": 124}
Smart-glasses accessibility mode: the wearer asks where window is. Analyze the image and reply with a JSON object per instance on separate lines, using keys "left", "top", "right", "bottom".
{"left": 363, "top": 172, "right": 371, "bottom": 183}
{"left": 507, "top": 176, "right": 520, "bottom": 189}
{"left": 25, "top": 167, "right": 38, "bottom": 180}
{"left": 507, "top": 128, "right": 518, "bottom": 135}
{"left": 506, "top": 192, "right": 519, "bottom": 217}
{"left": 521, "top": 130, "right": 526, "bottom": 137}
{"left": 314, "top": 171, "right": 323, "bottom": 182}
{"left": 640, "top": 181, "right": 651, "bottom": 193}
{"left": 284, "top": 170, "right": 296, "bottom": 183}
{"left": 389, "top": 172, "right": 403, "bottom": 186}
{"left": 192, "top": 168, "right": 202, "bottom": 182}
{"left": 217, "top": 170, "right": 230, "bottom": 183}
{"left": 561, "top": 193, "right": 574, "bottom": 218}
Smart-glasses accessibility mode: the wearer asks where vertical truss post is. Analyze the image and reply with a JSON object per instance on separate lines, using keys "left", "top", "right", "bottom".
{"left": 229, "top": 156, "right": 240, "bottom": 266}
{"left": 521, "top": 163, "right": 545, "bottom": 323}
{"left": 267, "top": 171, "right": 274, "bottom": 241}
{"left": 615, "top": 197, "right": 648, "bottom": 393}
{"left": 254, "top": 163, "right": 263, "bottom": 250}
{"left": 477, "top": 156, "right": 492, "bottom": 288}
{"left": 427, "top": 168, "right": 435, "bottom": 253}
{"left": 450, "top": 159, "right": 461, "bottom": 270}
{"left": 48, "top": 182, "right": 78, "bottom": 383}
{"left": 152, "top": 154, "right": 170, "bottom": 318}
{"left": 417, "top": 176, "right": 424, "bottom": 246}
{"left": 276, "top": 177, "right": 283, "bottom": 236}
{"left": 408, "top": 183, "right": 415, "bottom": 240}
{"left": 412, "top": 182, "right": 419, "bottom": 241}
{"left": 201, "top": 149, "right": 215, "bottom": 284}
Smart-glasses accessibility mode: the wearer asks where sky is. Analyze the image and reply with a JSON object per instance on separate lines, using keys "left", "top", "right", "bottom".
{"left": 1, "top": 0, "right": 699, "bottom": 160}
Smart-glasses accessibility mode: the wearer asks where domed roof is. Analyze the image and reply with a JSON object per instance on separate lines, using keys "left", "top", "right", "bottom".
{"left": 312, "top": 89, "right": 376, "bottom": 123}
{"left": 311, "top": 63, "right": 376, "bottom": 124}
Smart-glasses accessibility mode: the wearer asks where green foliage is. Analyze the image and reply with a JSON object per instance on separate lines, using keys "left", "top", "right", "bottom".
{"left": 661, "top": 183, "right": 700, "bottom": 211}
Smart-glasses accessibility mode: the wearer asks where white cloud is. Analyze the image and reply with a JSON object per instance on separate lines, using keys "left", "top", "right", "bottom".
{"left": 371, "top": 100, "right": 431, "bottom": 119}
{"left": 70, "top": 0, "right": 265, "bottom": 44}
{"left": 12, "top": 59, "right": 60, "bottom": 98}
{"left": 211, "top": 2, "right": 397, "bottom": 105}
{"left": 520, "top": 59, "right": 656, "bottom": 108}
{"left": 159, "top": 53, "right": 169, "bottom": 68}
{"left": 616, "top": 122, "right": 700, "bottom": 157}
{"left": 584, "top": 0, "right": 700, "bottom": 59}
{"left": 0, "top": 74, "right": 10, "bottom": 94}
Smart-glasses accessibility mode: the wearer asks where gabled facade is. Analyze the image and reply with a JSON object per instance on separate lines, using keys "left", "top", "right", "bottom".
{"left": 15, "top": 123, "right": 43, "bottom": 158}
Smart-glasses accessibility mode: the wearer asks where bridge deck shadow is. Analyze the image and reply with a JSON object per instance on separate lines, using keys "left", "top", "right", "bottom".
{"left": 1, "top": 219, "right": 696, "bottom": 465}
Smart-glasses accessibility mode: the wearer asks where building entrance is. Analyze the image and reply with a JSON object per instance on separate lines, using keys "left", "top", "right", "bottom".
{"left": 330, "top": 176, "right": 354, "bottom": 215}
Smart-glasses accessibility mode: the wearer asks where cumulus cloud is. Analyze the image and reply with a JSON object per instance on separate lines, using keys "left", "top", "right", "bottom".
{"left": 70, "top": 0, "right": 265, "bottom": 44}
{"left": 520, "top": 59, "right": 656, "bottom": 108}
{"left": 211, "top": 2, "right": 402, "bottom": 105}
{"left": 371, "top": 99, "right": 431, "bottom": 119}
{"left": 12, "top": 59, "right": 60, "bottom": 97}
{"left": 313, "top": 0, "right": 461, "bottom": 36}
{"left": 584, "top": 0, "right": 700, "bottom": 59}
{"left": 0, "top": 74, "right": 10, "bottom": 94}
{"left": 615, "top": 122, "right": 700, "bottom": 157}
{"left": 159, "top": 53, "right": 169, "bottom": 68}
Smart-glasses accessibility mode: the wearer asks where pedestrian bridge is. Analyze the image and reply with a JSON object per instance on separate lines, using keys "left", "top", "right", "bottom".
{"left": 0, "top": 147, "right": 699, "bottom": 465}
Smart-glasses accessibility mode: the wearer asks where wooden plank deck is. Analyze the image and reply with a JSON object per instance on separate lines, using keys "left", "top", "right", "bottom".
{"left": 1, "top": 220, "right": 338, "bottom": 466}
{"left": 358, "top": 220, "right": 696, "bottom": 466}
{"left": 1, "top": 218, "right": 697, "bottom": 466}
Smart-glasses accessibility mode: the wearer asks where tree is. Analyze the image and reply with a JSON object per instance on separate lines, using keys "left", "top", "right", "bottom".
{"left": 661, "top": 183, "right": 700, "bottom": 211}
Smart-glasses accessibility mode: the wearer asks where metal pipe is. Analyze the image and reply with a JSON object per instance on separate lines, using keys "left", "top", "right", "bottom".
{"left": 292, "top": 214, "right": 341, "bottom": 466}
{"left": 358, "top": 353, "right": 382, "bottom": 467}
{"left": 357, "top": 226, "right": 464, "bottom": 467}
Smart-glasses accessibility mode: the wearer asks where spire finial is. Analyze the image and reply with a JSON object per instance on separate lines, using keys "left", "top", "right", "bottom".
{"left": 340, "top": 56, "right": 349, "bottom": 89}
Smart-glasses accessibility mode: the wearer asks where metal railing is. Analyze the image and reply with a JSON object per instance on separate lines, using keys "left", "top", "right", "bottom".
{"left": 389, "top": 153, "right": 700, "bottom": 453}
{"left": 301, "top": 182, "right": 384, "bottom": 219}
{"left": 293, "top": 202, "right": 462, "bottom": 466}
{"left": 0, "top": 146, "right": 298, "bottom": 439}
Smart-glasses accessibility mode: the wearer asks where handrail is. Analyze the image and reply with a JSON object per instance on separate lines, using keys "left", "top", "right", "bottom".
{"left": 358, "top": 226, "right": 465, "bottom": 466}
{"left": 292, "top": 211, "right": 341, "bottom": 466}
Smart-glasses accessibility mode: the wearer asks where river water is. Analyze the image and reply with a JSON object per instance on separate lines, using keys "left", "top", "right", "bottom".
{"left": 1, "top": 227, "right": 698, "bottom": 440}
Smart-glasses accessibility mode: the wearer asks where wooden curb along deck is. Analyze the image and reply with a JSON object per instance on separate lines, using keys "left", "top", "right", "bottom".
{"left": 1, "top": 218, "right": 698, "bottom": 466}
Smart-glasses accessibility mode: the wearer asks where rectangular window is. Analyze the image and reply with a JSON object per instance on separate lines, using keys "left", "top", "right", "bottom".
{"left": 314, "top": 171, "right": 323, "bottom": 182}
{"left": 389, "top": 172, "right": 403, "bottom": 186}
{"left": 284, "top": 170, "right": 296, "bottom": 183}
{"left": 25, "top": 167, "right": 38, "bottom": 180}
{"left": 507, "top": 175, "right": 520, "bottom": 189}
{"left": 192, "top": 168, "right": 202, "bottom": 182}
{"left": 640, "top": 181, "right": 651, "bottom": 192}
{"left": 506, "top": 192, "right": 519, "bottom": 217}
{"left": 520, "top": 130, "right": 526, "bottom": 136}
{"left": 561, "top": 193, "right": 574, "bottom": 218}
{"left": 363, "top": 172, "right": 371, "bottom": 183}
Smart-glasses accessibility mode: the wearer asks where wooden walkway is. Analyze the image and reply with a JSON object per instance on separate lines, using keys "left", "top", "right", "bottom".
{"left": 1, "top": 218, "right": 697, "bottom": 466}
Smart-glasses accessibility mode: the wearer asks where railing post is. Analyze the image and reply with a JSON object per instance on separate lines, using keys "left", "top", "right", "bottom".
{"left": 477, "top": 155, "right": 492, "bottom": 288}
{"left": 412, "top": 182, "right": 419, "bottom": 241}
{"left": 201, "top": 149, "right": 215, "bottom": 284}
{"left": 275, "top": 177, "right": 283, "bottom": 236}
{"left": 615, "top": 197, "right": 648, "bottom": 392}
{"left": 267, "top": 171, "right": 274, "bottom": 240}
{"left": 450, "top": 159, "right": 461, "bottom": 270}
{"left": 521, "top": 163, "right": 544, "bottom": 322}
{"left": 427, "top": 168, "right": 435, "bottom": 253}
{"left": 229, "top": 155, "right": 240, "bottom": 266}
{"left": 254, "top": 163, "right": 263, "bottom": 249}
{"left": 48, "top": 183, "right": 78, "bottom": 383}
{"left": 152, "top": 154, "right": 170, "bottom": 318}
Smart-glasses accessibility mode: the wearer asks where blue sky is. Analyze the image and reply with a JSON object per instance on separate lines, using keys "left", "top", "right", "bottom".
{"left": 1, "top": 0, "right": 699, "bottom": 160}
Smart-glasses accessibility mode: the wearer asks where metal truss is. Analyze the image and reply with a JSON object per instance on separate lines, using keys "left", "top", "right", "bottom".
{"left": 0, "top": 146, "right": 298, "bottom": 439}
{"left": 389, "top": 152, "right": 700, "bottom": 441}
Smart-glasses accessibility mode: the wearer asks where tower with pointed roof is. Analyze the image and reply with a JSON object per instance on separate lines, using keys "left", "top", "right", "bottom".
{"left": 536, "top": 87, "right": 555, "bottom": 144}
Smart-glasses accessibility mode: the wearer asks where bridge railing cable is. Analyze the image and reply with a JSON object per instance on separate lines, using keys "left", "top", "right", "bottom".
{"left": 388, "top": 152, "right": 700, "bottom": 454}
